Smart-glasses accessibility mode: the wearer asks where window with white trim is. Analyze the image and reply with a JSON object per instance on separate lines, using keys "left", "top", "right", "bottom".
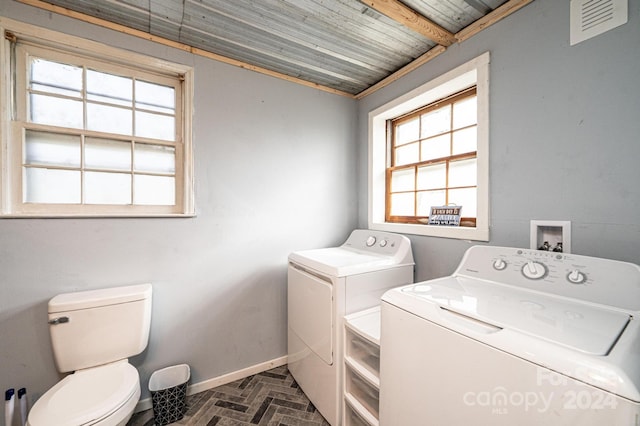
{"left": 0, "top": 18, "right": 194, "bottom": 217}
{"left": 368, "top": 53, "right": 490, "bottom": 241}
{"left": 388, "top": 87, "right": 478, "bottom": 226}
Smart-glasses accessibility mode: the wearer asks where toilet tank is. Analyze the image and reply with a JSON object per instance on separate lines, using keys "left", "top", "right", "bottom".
{"left": 48, "top": 283, "right": 152, "bottom": 373}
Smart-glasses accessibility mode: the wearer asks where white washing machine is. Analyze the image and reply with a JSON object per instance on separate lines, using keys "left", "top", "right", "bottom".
{"left": 288, "top": 230, "right": 414, "bottom": 426}
{"left": 380, "top": 246, "right": 640, "bottom": 425}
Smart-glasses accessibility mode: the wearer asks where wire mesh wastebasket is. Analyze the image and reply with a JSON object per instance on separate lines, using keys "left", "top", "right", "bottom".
{"left": 149, "top": 364, "right": 190, "bottom": 425}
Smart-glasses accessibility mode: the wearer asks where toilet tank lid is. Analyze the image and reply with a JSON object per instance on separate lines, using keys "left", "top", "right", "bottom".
{"left": 49, "top": 283, "right": 152, "bottom": 313}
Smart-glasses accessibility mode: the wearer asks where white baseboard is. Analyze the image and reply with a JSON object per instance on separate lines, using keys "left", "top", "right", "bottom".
{"left": 134, "top": 355, "right": 288, "bottom": 413}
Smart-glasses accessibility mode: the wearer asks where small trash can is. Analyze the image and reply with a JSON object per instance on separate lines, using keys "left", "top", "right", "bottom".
{"left": 149, "top": 364, "right": 190, "bottom": 425}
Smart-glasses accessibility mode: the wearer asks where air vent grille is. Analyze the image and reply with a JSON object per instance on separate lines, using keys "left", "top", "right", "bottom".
{"left": 570, "top": 0, "right": 628, "bottom": 45}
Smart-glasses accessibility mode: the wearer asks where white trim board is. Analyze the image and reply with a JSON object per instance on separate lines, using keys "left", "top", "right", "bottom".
{"left": 134, "top": 355, "right": 288, "bottom": 413}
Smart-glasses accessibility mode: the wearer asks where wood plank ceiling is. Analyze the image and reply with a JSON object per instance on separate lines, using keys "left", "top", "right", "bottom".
{"left": 17, "top": 0, "right": 534, "bottom": 98}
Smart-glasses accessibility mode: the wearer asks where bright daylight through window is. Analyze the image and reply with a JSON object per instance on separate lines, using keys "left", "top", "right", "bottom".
{"left": 388, "top": 87, "right": 478, "bottom": 226}
{"left": 369, "top": 53, "right": 489, "bottom": 241}
{"left": 0, "top": 18, "right": 194, "bottom": 217}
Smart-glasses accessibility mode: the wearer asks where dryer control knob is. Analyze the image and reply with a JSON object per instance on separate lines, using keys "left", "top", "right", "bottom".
{"left": 366, "top": 236, "right": 376, "bottom": 247}
{"left": 522, "top": 261, "right": 547, "bottom": 280}
{"left": 493, "top": 259, "right": 507, "bottom": 270}
{"left": 567, "top": 269, "right": 586, "bottom": 284}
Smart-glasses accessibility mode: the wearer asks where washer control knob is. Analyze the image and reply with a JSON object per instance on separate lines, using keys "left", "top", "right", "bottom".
{"left": 493, "top": 259, "right": 507, "bottom": 270}
{"left": 567, "top": 269, "right": 587, "bottom": 284}
{"left": 379, "top": 239, "right": 388, "bottom": 247}
{"left": 522, "top": 261, "right": 547, "bottom": 280}
{"left": 366, "top": 236, "right": 376, "bottom": 247}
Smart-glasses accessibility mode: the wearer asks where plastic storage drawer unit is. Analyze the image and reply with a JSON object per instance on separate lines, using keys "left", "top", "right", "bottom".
{"left": 343, "top": 307, "right": 382, "bottom": 426}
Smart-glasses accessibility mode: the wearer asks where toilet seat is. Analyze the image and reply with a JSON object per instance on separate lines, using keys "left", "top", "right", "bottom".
{"left": 28, "top": 360, "right": 140, "bottom": 426}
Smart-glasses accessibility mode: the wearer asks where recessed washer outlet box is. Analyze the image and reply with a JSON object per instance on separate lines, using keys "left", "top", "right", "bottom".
{"left": 530, "top": 220, "right": 571, "bottom": 253}
{"left": 570, "top": 0, "right": 628, "bottom": 46}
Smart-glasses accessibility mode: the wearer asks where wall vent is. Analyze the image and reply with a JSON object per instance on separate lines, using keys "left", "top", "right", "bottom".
{"left": 570, "top": 0, "right": 628, "bottom": 45}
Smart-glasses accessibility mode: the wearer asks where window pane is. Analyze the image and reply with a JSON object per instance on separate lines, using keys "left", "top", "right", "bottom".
{"left": 25, "top": 131, "right": 80, "bottom": 167}
{"left": 421, "top": 106, "right": 450, "bottom": 138}
{"left": 134, "top": 144, "right": 175, "bottom": 173}
{"left": 87, "top": 70, "right": 132, "bottom": 107}
{"left": 30, "top": 94, "right": 83, "bottom": 128}
{"left": 30, "top": 58, "right": 81, "bottom": 97}
{"left": 390, "top": 168, "right": 415, "bottom": 192}
{"left": 417, "top": 163, "right": 446, "bottom": 190}
{"left": 24, "top": 168, "right": 80, "bottom": 203}
{"left": 452, "top": 127, "right": 477, "bottom": 155}
{"left": 136, "top": 80, "right": 175, "bottom": 114}
{"left": 85, "top": 138, "right": 132, "bottom": 171}
{"left": 134, "top": 175, "right": 175, "bottom": 205}
{"left": 396, "top": 118, "right": 419, "bottom": 145}
{"left": 448, "top": 188, "right": 477, "bottom": 217}
{"left": 417, "top": 190, "right": 446, "bottom": 216}
{"left": 87, "top": 103, "right": 132, "bottom": 135}
{"left": 421, "top": 134, "right": 450, "bottom": 161}
{"left": 390, "top": 192, "right": 414, "bottom": 216}
{"left": 12, "top": 31, "right": 191, "bottom": 216}
{"left": 453, "top": 96, "right": 477, "bottom": 130}
{"left": 85, "top": 171, "right": 131, "bottom": 204}
{"left": 449, "top": 158, "right": 477, "bottom": 187}
{"left": 395, "top": 142, "right": 419, "bottom": 166}
{"left": 135, "top": 111, "right": 175, "bottom": 141}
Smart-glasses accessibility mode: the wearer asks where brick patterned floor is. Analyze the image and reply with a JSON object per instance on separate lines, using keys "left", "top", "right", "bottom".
{"left": 127, "top": 365, "right": 330, "bottom": 426}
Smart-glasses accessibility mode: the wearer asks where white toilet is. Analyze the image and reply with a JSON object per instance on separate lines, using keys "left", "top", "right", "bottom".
{"left": 27, "top": 283, "right": 152, "bottom": 426}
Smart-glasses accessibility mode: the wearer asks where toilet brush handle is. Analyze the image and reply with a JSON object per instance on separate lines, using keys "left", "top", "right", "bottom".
{"left": 4, "top": 388, "right": 15, "bottom": 426}
{"left": 18, "top": 389, "right": 26, "bottom": 426}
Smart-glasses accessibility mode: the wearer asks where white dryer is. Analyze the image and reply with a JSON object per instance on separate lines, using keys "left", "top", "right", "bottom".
{"left": 380, "top": 246, "right": 640, "bottom": 425}
{"left": 288, "top": 230, "right": 414, "bottom": 426}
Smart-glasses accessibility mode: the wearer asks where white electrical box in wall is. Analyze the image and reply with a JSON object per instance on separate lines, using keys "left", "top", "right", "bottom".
{"left": 530, "top": 220, "right": 571, "bottom": 253}
{"left": 570, "top": 0, "right": 628, "bottom": 46}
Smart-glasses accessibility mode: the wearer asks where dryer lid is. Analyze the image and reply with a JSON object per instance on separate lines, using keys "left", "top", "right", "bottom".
{"left": 288, "top": 229, "right": 414, "bottom": 277}
{"left": 394, "top": 277, "right": 630, "bottom": 356}
{"left": 28, "top": 361, "right": 139, "bottom": 426}
{"left": 289, "top": 247, "right": 400, "bottom": 277}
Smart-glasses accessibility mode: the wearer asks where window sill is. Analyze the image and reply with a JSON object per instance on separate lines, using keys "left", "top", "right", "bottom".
{"left": 369, "top": 221, "right": 489, "bottom": 241}
{"left": 0, "top": 212, "right": 197, "bottom": 219}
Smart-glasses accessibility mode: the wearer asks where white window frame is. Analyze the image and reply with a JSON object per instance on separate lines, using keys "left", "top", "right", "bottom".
{"left": 0, "top": 17, "right": 195, "bottom": 217}
{"left": 368, "top": 52, "right": 490, "bottom": 241}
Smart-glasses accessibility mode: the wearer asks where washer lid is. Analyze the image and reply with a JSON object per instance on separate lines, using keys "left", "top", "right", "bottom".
{"left": 289, "top": 247, "right": 400, "bottom": 277}
{"left": 28, "top": 361, "right": 139, "bottom": 426}
{"left": 395, "top": 277, "right": 630, "bottom": 356}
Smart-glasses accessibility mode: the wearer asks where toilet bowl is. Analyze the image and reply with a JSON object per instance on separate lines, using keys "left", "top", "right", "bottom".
{"left": 27, "top": 361, "right": 139, "bottom": 426}
{"left": 27, "top": 284, "right": 152, "bottom": 426}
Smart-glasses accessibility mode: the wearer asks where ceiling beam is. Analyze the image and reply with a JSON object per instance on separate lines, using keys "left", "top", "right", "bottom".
{"left": 456, "top": 0, "right": 535, "bottom": 42}
{"left": 360, "top": 0, "right": 457, "bottom": 46}
{"left": 356, "top": 0, "right": 535, "bottom": 98}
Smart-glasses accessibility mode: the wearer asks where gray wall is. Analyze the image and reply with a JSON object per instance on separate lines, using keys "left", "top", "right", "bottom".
{"left": 358, "top": 0, "right": 640, "bottom": 281}
{"left": 2, "top": 0, "right": 640, "bottom": 420}
{"left": 0, "top": 0, "right": 357, "bottom": 412}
